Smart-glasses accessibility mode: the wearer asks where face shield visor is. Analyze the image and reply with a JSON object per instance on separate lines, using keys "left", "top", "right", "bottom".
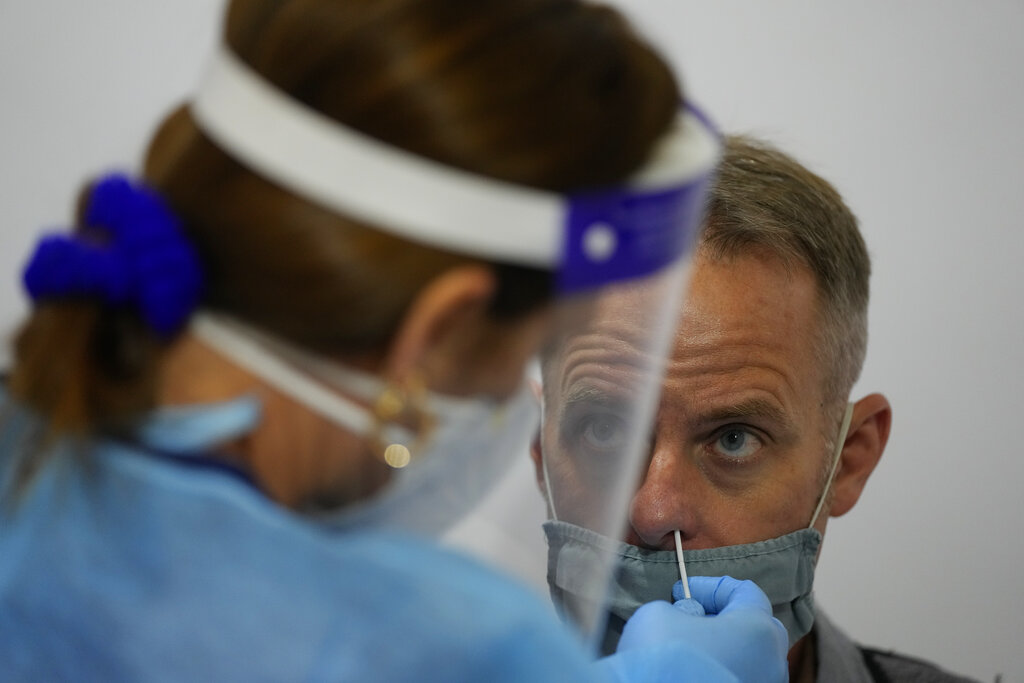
{"left": 189, "top": 47, "right": 720, "bottom": 648}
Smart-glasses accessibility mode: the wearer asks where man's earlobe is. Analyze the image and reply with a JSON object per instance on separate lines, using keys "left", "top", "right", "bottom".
{"left": 830, "top": 393, "right": 892, "bottom": 517}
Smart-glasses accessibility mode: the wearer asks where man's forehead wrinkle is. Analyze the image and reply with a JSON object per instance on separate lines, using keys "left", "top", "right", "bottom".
{"left": 561, "top": 347, "right": 655, "bottom": 397}
{"left": 562, "top": 383, "right": 631, "bottom": 408}
{"left": 669, "top": 291, "right": 810, "bottom": 405}
{"left": 557, "top": 325, "right": 660, "bottom": 386}
{"left": 675, "top": 299, "right": 721, "bottom": 338}
{"left": 581, "top": 311, "right": 660, "bottom": 348}
{"left": 662, "top": 369, "right": 796, "bottom": 416}
{"left": 667, "top": 322, "right": 796, "bottom": 377}
{"left": 660, "top": 334, "right": 805, "bottom": 423}
{"left": 667, "top": 333, "right": 795, "bottom": 370}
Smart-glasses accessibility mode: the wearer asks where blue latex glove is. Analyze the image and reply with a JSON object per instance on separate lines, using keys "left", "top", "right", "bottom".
{"left": 612, "top": 575, "right": 788, "bottom": 683}
{"left": 596, "top": 644, "right": 741, "bottom": 683}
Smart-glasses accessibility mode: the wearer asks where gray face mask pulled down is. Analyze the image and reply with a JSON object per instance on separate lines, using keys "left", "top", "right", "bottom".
{"left": 544, "top": 520, "right": 821, "bottom": 655}
{"left": 542, "top": 403, "right": 853, "bottom": 655}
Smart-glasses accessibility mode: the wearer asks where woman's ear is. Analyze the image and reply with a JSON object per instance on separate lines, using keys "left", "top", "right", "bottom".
{"left": 383, "top": 265, "right": 496, "bottom": 385}
{"left": 829, "top": 393, "right": 892, "bottom": 517}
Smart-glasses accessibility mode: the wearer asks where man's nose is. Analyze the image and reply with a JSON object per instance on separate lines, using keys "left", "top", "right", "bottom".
{"left": 625, "top": 445, "right": 700, "bottom": 551}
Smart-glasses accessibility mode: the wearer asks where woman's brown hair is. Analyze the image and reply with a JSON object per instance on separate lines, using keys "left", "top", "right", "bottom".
{"left": 10, "top": 0, "right": 681, "bottom": 435}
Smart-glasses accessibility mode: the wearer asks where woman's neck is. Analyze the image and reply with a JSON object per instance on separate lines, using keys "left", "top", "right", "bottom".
{"left": 156, "top": 333, "right": 392, "bottom": 509}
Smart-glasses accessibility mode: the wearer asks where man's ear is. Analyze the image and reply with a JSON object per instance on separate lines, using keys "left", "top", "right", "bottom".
{"left": 529, "top": 428, "right": 546, "bottom": 495}
{"left": 383, "top": 265, "right": 496, "bottom": 383}
{"left": 529, "top": 426, "right": 560, "bottom": 520}
{"left": 830, "top": 393, "right": 892, "bottom": 517}
{"left": 527, "top": 380, "right": 558, "bottom": 517}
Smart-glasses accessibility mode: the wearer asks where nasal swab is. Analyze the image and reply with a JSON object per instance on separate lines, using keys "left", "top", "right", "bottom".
{"left": 673, "top": 529, "right": 691, "bottom": 599}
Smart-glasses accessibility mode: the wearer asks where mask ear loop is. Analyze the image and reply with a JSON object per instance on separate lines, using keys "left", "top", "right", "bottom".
{"left": 538, "top": 393, "right": 560, "bottom": 521}
{"left": 808, "top": 402, "right": 854, "bottom": 529}
{"left": 191, "top": 313, "right": 423, "bottom": 468}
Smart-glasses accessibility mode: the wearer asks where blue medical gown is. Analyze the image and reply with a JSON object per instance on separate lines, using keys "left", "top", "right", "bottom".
{"left": 0, "top": 397, "right": 610, "bottom": 682}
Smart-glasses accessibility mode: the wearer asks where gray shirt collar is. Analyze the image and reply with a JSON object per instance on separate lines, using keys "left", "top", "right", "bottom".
{"left": 814, "top": 607, "right": 875, "bottom": 683}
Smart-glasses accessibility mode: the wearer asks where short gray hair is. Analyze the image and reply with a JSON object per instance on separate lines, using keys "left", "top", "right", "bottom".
{"left": 699, "top": 135, "right": 870, "bottom": 414}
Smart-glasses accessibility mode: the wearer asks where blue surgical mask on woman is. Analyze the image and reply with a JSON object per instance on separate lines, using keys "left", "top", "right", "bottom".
{"left": 189, "top": 313, "right": 540, "bottom": 537}
{"left": 133, "top": 397, "right": 263, "bottom": 454}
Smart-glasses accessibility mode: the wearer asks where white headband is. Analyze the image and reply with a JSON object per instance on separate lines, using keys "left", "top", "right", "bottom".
{"left": 190, "top": 47, "right": 719, "bottom": 285}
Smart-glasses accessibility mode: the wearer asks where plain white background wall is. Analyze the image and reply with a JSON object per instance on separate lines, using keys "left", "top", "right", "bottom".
{"left": 1, "top": 2, "right": 1020, "bottom": 681}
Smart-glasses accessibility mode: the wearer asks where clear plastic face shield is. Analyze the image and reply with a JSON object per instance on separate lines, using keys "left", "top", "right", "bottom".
{"left": 531, "top": 266, "right": 690, "bottom": 643}
{"left": 188, "top": 47, "right": 720, "bottom": 647}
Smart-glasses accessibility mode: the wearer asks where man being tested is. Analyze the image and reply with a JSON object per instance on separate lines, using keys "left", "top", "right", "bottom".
{"left": 535, "top": 135, "right": 977, "bottom": 682}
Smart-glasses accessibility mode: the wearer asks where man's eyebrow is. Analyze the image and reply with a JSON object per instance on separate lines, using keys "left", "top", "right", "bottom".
{"left": 562, "top": 384, "right": 631, "bottom": 409}
{"left": 697, "top": 397, "right": 794, "bottom": 430}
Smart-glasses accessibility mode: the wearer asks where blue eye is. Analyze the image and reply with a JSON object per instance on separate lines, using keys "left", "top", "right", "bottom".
{"left": 578, "top": 414, "right": 627, "bottom": 453}
{"left": 713, "top": 428, "right": 763, "bottom": 460}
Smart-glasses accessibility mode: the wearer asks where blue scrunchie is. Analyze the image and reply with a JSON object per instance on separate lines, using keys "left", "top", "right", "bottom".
{"left": 22, "top": 174, "right": 203, "bottom": 339}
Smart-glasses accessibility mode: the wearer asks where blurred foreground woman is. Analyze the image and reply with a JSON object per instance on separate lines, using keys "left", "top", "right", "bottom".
{"left": 0, "top": 0, "right": 786, "bottom": 680}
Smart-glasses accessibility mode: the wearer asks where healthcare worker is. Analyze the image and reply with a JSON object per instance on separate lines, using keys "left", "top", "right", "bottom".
{"left": 0, "top": 0, "right": 787, "bottom": 681}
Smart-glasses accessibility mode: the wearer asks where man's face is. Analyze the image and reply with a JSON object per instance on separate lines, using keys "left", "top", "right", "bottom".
{"left": 538, "top": 250, "right": 835, "bottom": 550}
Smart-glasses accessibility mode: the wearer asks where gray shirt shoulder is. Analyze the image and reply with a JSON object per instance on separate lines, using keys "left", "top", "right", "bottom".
{"left": 814, "top": 607, "right": 979, "bottom": 683}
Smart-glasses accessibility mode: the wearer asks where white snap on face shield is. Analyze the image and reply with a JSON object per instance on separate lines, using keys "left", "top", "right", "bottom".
{"left": 190, "top": 47, "right": 720, "bottom": 647}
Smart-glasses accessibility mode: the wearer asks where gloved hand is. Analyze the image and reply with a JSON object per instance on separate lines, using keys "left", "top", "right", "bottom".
{"left": 596, "top": 643, "right": 741, "bottom": 683}
{"left": 613, "top": 575, "right": 788, "bottom": 683}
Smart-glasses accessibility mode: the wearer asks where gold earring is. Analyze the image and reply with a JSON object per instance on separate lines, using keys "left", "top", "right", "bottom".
{"left": 372, "top": 372, "right": 435, "bottom": 469}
